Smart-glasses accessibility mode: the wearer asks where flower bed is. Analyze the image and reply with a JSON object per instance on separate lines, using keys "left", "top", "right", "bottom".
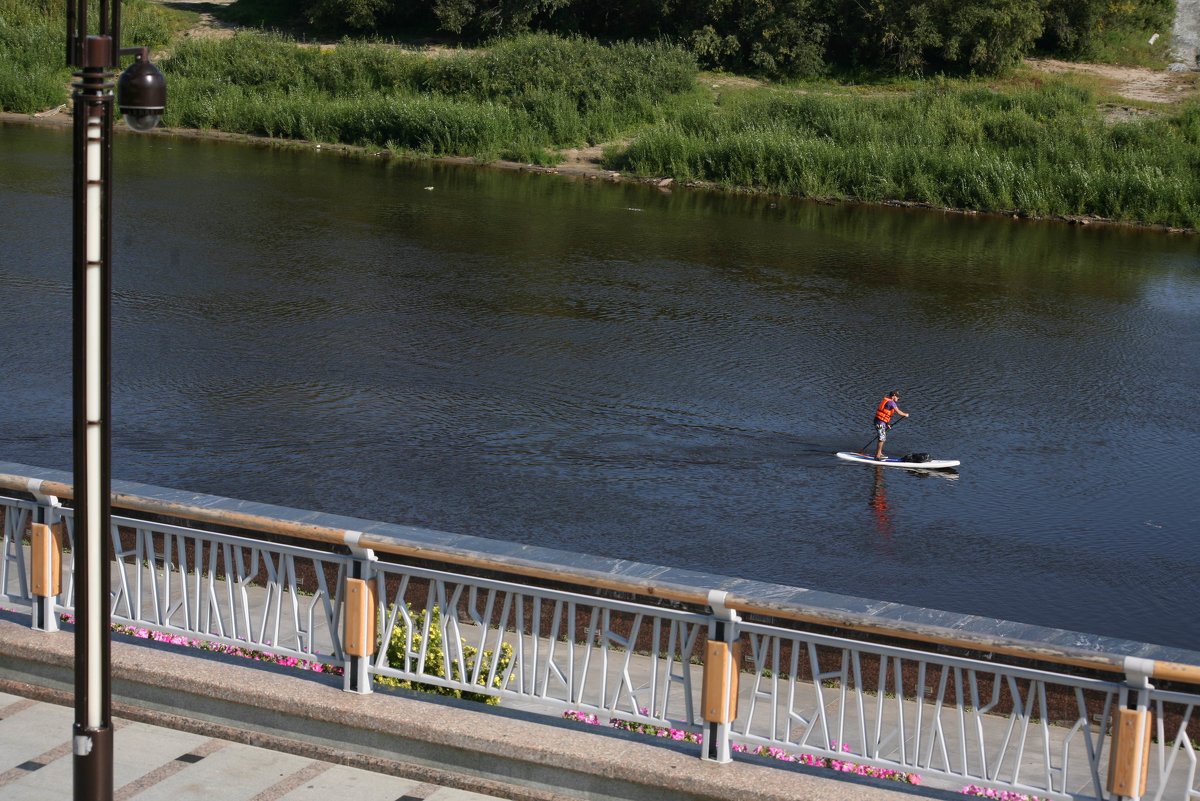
{"left": 564, "top": 709, "right": 1051, "bottom": 799}
{"left": 961, "top": 788, "right": 1050, "bottom": 801}
{"left": 57, "top": 612, "right": 343, "bottom": 675}
{"left": 564, "top": 708, "right": 920, "bottom": 783}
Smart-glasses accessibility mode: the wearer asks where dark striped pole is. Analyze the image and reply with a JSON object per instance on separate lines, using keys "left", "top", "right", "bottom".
{"left": 69, "top": 19, "right": 116, "bottom": 801}
{"left": 66, "top": 2, "right": 164, "bottom": 797}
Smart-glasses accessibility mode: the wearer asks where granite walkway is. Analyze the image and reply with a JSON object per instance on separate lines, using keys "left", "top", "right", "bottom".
{"left": 0, "top": 691, "right": 516, "bottom": 801}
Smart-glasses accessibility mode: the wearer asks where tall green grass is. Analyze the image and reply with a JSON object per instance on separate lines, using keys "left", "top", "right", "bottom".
{"left": 1084, "top": 27, "right": 1175, "bottom": 69}
{"left": 612, "top": 83, "right": 1200, "bottom": 229}
{"left": 0, "top": 0, "right": 179, "bottom": 113}
{"left": 1, "top": 0, "right": 72, "bottom": 112}
{"left": 161, "top": 33, "right": 699, "bottom": 163}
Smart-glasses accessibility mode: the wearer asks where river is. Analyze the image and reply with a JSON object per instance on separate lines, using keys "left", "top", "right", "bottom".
{"left": 1, "top": 122, "right": 1198, "bottom": 649}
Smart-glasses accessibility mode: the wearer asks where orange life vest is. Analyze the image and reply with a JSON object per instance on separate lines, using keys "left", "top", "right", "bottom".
{"left": 875, "top": 396, "right": 896, "bottom": 424}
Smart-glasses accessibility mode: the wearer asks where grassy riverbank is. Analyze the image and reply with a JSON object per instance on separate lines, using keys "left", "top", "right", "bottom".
{"left": 162, "top": 33, "right": 698, "bottom": 164}
{"left": 615, "top": 82, "right": 1200, "bottom": 228}
{"left": 167, "top": 33, "right": 1200, "bottom": 228}
{"left": 2, "top": 0, "right": 1198, "bottom": 229}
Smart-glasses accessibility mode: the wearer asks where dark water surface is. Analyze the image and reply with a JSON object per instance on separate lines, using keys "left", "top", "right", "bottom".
{"left": 2, "top": 124, "right": 1198, "bottom": 648}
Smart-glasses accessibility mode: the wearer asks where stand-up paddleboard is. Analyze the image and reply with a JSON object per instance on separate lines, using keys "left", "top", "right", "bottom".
{"left": 836, "top": 452, "right": 960, "bottom": 469}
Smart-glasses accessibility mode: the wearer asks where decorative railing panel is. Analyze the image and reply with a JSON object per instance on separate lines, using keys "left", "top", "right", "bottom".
{"left": 734, "top": 619, "right": 1125, "bottom": 800}
{"left": 0, "top": 496, "right": 36, "bottom": 607}
{"left": 1147, "top": 687, "right": 1200, "bottom": 801}
{"left": 104, "top": 518, "right": 348, "bottom": 663}
{"left": 369, "top": 562, "right": 707, "bottom": 728}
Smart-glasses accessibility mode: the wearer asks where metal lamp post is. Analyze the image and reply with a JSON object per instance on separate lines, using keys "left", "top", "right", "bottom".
{"left": 66, "top": 1, "right": 165, "bottom": 799}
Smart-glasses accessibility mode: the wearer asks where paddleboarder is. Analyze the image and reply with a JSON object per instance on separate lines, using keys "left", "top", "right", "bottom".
{"left": 873, "top": 391, "right": 909, "bottom": 461}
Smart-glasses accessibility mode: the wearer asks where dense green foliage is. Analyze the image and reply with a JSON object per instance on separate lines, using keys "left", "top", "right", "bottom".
{"left": 823, "top": 0, "right": 1044, "bottom": 75}
{"left": 159, "top": 33, "right": 698, "bottom": 163}
{"left": 288, "top": 0, "right": 1176, "bottom": 79}
{"left": 612, "top": 83, "right": 1200, "bottom": 228}
{"left": 302, "top": 0, "right": 573, "bottom": 39}
{"left": 0, "top": 0, "right": 177, "bottom": 113}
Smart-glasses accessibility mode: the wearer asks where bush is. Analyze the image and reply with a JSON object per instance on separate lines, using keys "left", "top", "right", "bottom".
{"left": 288, "top": 0, "right": 1080, "bottom": 77}
{"left": 241, "top": 0, "right": 1177, "bottom": 77}
{"left": 307, "top": 0, "right": 391, "bottom": 31}
{"left": 940, "top": 0, "right": 1044, "bottom": 73}
{"left": 303, "top": 0, "right": 573, "bottom": 37}
{"left": 687, "top": 0, "right": 829, "bottom": 80}
{"left": 821, "top": 0, "right": 1044, "bottom": 76}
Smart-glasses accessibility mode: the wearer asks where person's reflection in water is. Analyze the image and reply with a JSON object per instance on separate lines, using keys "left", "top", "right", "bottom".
{"left": 869, "top": 466, "right": 893, "bottom": 537}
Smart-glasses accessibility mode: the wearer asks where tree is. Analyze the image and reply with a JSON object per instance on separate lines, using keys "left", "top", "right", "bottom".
{"left": 824, "top": 0, "right": 1042, "bottom": 76}
{"left": 688, "top": 0, "right": 829, "bottom": 79}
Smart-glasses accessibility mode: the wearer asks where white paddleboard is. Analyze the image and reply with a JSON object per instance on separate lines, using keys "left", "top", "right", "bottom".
{"left": 836, "top": 452, "right": 960, "bottom": 469}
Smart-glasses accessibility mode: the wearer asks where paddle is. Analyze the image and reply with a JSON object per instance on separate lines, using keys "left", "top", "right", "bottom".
{"left": 859, "top": 415, "right": 906, "bottom": 453}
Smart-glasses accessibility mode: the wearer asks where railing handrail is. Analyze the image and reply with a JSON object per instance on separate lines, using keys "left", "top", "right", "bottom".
{"left": 3, "top": 463, "right": 1199, "bottom": 685}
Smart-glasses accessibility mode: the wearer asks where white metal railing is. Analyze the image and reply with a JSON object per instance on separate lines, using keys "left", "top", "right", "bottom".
{"left": 3, "top": 479, "right": 1200, "bottom": 801}
{"left": 733, "top": 618, "right": 1125, "bottom": 800}
{"left": 108, "top": 516, "right": 348, "bottom": 662}
{"left": 3, "top": 492, "right": 348, "bottom": 662}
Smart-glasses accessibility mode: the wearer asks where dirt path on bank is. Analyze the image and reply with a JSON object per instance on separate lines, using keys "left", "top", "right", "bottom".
{"left": 160, "top": 0, "right": 238, "bottom": 40}
{"left": 1026, "top": 57, "right": 1196, "bottom": 104}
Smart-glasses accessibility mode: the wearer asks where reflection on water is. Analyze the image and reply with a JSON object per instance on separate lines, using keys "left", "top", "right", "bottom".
{"left": 1, "top": 123, "right": 1199, "bottom": 649}
{"left": 869, "top": 468, "right": 893, "bottom": 537}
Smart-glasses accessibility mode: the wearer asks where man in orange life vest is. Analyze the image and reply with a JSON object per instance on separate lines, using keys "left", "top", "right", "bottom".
{"left": 873, "top": 391, "right": 910, "bottom": 461}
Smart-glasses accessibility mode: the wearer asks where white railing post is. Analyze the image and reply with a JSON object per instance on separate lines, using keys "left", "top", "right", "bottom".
{"left": 342, "top": 533, "right": 377, "bottom": 694}
{"left": 701, "top": 589, "right": 740, "bottom": 763}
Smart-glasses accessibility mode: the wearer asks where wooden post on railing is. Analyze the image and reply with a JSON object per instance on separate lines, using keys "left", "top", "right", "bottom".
{"left": 30, "top": 520, "right": 64, "bottom": 633}
{"left": 701, "top": 590, "right": 741, "bottom": 763}
{"left": 1107, "top": 708, "right": 1152, "bottom": 799}
{"left": 1107, "top": 657, "right": 1154, "bottom": 800}
{"left": 25, "top": 490, "right": 65, "bottom": 633}
{"left": 342, "top": 547, "right": 378, "bottom": 694}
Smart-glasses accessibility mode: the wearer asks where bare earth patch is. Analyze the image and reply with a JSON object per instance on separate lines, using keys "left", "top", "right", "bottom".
{"left": 1026, "top": 57, "right": 1197, "bottom": 104}
{"left": 162, "top": 0, "right": 239, "bottom": 41}
{"left": 557, "top": 144, "right": 606, "bottom": 170}
{"left": 552, "top": 144, "right": 615, "bottom": 178}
